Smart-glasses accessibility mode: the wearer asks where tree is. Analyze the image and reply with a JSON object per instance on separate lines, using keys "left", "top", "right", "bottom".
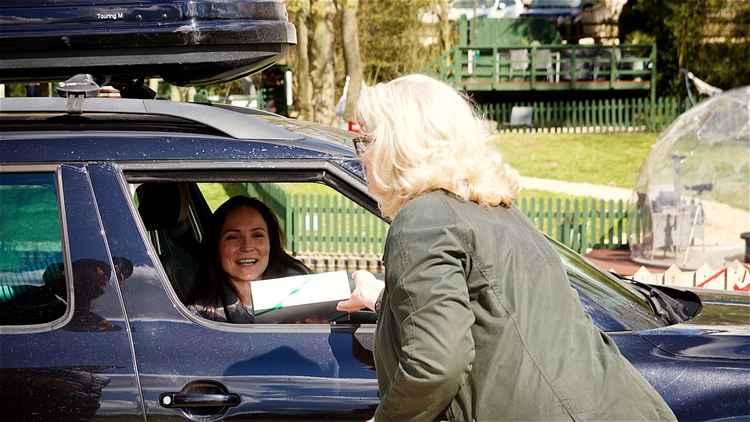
{"left": 287, "top": 0, "right": 449, "bottom": 121}
{"left": 437, "top": 0, "right": 453, "bottom": 53}
{"left": 620, "top": 0, "right": 750, "bottom": 97}
{"left": 310, "top": 0, "right": 337, "bottom": 125}
{"left": 289, "top": 0, "right": 313, "bottom": 120}
{"left": 339, "top": 0, "right": 363, "bottom": 122}
{"left": 358, "top": 0, "right": 444, "bottom": 83}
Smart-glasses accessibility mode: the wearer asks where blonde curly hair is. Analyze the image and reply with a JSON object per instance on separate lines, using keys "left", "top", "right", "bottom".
{"left": 356, "top": 74, "right": 520, "bottom": 219}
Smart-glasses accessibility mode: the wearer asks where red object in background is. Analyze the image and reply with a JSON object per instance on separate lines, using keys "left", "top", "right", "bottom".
{"left": 348, "top": 121, "right": 362, "bottom": 133}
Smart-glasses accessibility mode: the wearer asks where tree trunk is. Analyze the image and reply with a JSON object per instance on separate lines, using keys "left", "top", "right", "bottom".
{"left": 340, "top": 0, "right": 363, "bottom": 123}
{"left": 310, "top": 0, "right": 337, "bottom": 125}
{"left": 438, "top": 0, "right": 452, "bottom": 54}
{"left": 290, "top": 0, "right": 313, "bottom": 120}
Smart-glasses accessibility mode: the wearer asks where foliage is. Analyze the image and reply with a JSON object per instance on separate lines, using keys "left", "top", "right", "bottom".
{"left": 358, "top": 0, "right": 445, "bottom": 83}
{"left": 491, "top": 132, "right": 659, "bottom": 189}
{"left": 620, "top": 0, "right": 750, "bottom": 97}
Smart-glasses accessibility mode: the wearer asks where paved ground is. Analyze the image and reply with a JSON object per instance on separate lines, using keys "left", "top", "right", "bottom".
{"left": 522, "top": 176, "right": 750, "bottom": 274}
{"left": 520, "top": 176, "right": 633, "bottom": 201}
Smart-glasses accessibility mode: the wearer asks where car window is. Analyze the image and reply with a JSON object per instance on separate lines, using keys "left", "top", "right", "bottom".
{"left": 129, "top": 179, "right": 385, "bottom": 325}
{"left": 128, "top": 175, "right": 661, "bottom": 331}
{"left": 0, "top": 172, "right": 68, "bottom": 326}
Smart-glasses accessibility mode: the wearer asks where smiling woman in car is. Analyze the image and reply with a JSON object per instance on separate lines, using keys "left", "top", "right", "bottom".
{"left": 187, "top": 196, "right": 310, "bottom": 323}
{"left": 338, "top": 74, "right": 677, "bottom": 422}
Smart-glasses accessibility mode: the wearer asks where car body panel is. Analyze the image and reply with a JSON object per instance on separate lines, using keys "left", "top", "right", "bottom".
{"left": 639, "top": 289, "right": 750, "bottom": 360}
{"left": 0, "top": 134, "right": 346, "bottom": 163}
{"left": 0, "top": 164, "right": 144, "bottom": 420}
{"left": 88, "top": 162, "right": 377, "bottom": 421}
{"left": 611, "top": 333, "right": 750, "bottom": 422}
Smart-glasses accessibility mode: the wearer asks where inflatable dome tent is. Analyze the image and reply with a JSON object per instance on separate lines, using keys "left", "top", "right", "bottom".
{"left": 630, "top": 86, "right": 750, "bottom": 270}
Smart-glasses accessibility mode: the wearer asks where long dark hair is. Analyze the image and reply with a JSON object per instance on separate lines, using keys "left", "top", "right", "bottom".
{"left": 188, "top": 196, "right": 309, "bottom": 308}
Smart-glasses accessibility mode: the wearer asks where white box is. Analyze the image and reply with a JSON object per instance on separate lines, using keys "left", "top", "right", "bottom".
{"left": 251, "top": 271, "right": 352, "bottom": 323}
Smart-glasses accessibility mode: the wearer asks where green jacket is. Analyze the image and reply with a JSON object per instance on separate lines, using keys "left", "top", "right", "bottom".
{"left": 373, "top": 191, "right": 676, "bottom": 422}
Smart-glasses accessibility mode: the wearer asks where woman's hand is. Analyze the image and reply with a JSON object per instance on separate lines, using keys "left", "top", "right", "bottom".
{"left": 337, "top": 270, "right": 384, "bottom": 312}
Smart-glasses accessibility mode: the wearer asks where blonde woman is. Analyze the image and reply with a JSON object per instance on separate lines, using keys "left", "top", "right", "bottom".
{"left": 337, "top": 74, "right": 676, "bottom": 422}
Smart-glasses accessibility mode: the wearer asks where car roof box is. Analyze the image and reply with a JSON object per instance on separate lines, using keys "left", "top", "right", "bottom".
{"left": 0, "top": 0, "right": 297, "bottom": 86}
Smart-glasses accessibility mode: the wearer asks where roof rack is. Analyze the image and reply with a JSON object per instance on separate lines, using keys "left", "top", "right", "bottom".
{"left": 0, "top": 97, "right": 300, "bottom": 141}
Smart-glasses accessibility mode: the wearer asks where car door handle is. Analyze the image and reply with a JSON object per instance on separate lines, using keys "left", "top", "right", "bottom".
{"left": 159, "top": 392, "right": 241, "bottom": 409}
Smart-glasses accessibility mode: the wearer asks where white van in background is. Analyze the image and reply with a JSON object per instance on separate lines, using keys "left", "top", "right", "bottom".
{"left": 448, "top": 0, "right": 526, "bottom": 20}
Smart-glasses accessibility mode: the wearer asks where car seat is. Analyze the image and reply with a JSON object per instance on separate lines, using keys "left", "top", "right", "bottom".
{"left": 136, "top": 183, "right": 201, "bottom": 303}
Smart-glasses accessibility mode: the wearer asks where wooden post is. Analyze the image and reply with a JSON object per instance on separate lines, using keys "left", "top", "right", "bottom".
{"left": 609, "top": 45, "right": 616, "bottom": 89}
{"left": 493, "top": 47, "right": 499, "bottom": 86}
{"left": 286, "top": 192, "right": 295, "bottom": 253}
{"left": 599, "top": 199, "right": 608, "bottom": 247}
{"left": 571, "top": 45, "right": 577, "bottom": 90}
{"left": 458, "top": 15, "right": 468, "bottom": 46}
{"left": 607, "top": 199, "right": 617, "bottom": 249}
{"left": 530, "top": 46, "right": 537, "bottom": 90}
{"left": 650, "top": 44, "right": 657, "bottom": 127}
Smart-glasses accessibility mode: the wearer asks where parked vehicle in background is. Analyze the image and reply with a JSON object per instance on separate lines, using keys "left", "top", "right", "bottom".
{"left": 448, "top": 0, "right": 525, "bottom": 20}
{"left": 521, "top": 0, "right": 608, "bottom": 41}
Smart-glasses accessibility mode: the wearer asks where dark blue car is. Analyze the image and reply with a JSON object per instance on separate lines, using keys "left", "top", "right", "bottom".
{"left": 2, "top": 93, "right": 749, "bottom": 421}
{"left": 1, "top": 1, "right": 749, "bottom": 421}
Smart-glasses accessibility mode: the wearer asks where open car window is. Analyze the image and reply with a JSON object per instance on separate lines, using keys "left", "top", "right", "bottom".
{"left": 128, "top": 176, "right": 384, "bottom": 325}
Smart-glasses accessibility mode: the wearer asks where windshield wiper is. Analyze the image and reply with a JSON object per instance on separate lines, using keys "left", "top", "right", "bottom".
{"left": 628, "top": 280, "right": 688, "bottom": 325}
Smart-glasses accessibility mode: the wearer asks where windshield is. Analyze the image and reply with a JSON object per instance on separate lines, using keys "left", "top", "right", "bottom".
{"left": 453, "top": 0, "right": 496, "bottom": 8}
{"left": 530, "top": 0, "right": 582, "bottom": 7}
{"left": 550, "top": 240, "right": 664, "bottom": 331}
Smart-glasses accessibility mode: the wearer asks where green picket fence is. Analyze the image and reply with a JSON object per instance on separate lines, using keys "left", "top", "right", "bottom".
{"left": 243, "top": 182, "right": 297, "bottom": 250}
{"left": 286, "top": 193, "right": 390, "bottom": 256}
{"left": 517, "top": 197, "right": 633, "bottom": 253}
{"left": 249, "top": 186, "right": 634, "bottom": 255}
{"left": 480, "top": 97, "right": 686, "bottom": 131}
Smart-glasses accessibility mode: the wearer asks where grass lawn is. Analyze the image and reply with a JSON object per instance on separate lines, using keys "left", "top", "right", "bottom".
{"left": 491, "top": 131, "right": 659, "bottom": 189}
{"left": 517, "top": 188, "right": 598, "bottom": 203}
{"left": 199, "top": 130, "right": 659, "bottom": 212}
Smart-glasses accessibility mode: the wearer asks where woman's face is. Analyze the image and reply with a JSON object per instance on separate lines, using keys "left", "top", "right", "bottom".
{"left": 218, "top": 206, "right": 270, "bottom": 284}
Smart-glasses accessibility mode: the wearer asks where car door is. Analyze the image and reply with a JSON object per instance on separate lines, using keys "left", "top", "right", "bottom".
{"left": 88, "top": 162, "right": 378, "bottom": 421}
{"left": 0, "top": 164, "right": 144, "bottom": 421}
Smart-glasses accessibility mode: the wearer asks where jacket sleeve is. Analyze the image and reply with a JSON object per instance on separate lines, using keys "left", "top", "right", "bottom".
{"left": 374, "top": 215, "right": 476, "bottom": 422}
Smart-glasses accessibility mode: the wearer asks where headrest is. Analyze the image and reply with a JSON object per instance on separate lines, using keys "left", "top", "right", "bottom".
{"left": 136, "top": 183, "right": 184, "bottom": 230}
